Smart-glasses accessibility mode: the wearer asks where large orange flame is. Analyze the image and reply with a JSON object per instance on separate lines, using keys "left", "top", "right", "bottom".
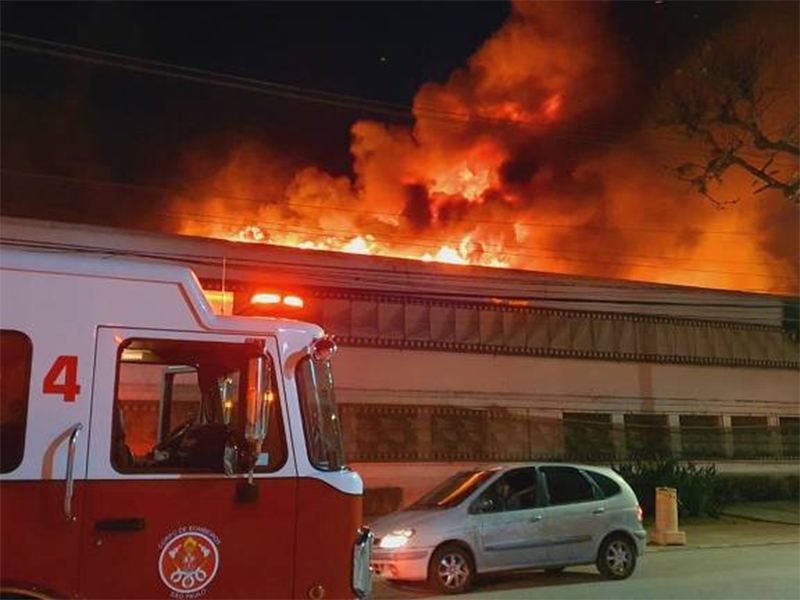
{"left": 175, "top": 2, "right": 798, "bottom": 295}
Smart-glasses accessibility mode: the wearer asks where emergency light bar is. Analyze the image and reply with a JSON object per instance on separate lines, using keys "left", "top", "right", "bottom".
{"left": 251, "top": 292, "right": 305, "bottom": 309}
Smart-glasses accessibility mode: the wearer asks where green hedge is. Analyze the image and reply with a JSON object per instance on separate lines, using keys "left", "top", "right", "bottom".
{"left": 613, "top": 458, "right": 722, "bottom": 518}
{"left": 716, "top": 474, "right": 800, "bottom": 503}
{"left": 612, "top": 458, "right": 800, "bottom": 518}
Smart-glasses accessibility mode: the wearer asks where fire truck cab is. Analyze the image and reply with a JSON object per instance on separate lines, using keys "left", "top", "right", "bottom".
{"left": 0, "top": 248, "right": 372, "bottom": 599}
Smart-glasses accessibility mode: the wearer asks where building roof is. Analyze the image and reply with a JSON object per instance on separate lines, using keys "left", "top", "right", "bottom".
{"left": 1, "top": 216, "right": 795, "bottom": 328}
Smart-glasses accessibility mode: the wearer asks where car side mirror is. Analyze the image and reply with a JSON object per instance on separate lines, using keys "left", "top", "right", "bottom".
{"left": 471, "top": 497, "right": 495, "bottom": 514}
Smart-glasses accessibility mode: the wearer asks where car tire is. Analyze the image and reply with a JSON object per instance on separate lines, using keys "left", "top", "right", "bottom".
{"left": 428, "top": 543, "right": 475, "bottom": 594}
{"left": 596, "top": 534, "right": 637, "bottom": 580}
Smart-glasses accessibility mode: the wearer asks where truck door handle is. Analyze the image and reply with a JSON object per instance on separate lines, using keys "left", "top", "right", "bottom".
{"left": 95, "top": 517, "right": 146, "bottom": 532}
{"left": 64, "top": 423, "right": 83, "bottom": 522}
{"left": 593, "top": 507, "right": 606, "bottom": 515}
{"left": 529, "top": 515, "right": 543, "bottom": 522}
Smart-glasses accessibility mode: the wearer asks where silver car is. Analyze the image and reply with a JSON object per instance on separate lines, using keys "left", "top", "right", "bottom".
{"left": 370, "top": 463, "right": 646, "bottom": 594}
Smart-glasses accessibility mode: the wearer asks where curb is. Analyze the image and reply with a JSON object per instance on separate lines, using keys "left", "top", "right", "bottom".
{"left": 646, "top": 539, "right": 799, "bottom": 553}
{"left": 720, "top": 512, "right": 800, "bottom": 526}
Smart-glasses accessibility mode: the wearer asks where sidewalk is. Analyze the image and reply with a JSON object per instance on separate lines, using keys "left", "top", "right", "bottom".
{"left": 721, "top": 500, "right": 800, "bottom": 525}
{"left": 646, "top": 501, "right": 800, "bottom": 553}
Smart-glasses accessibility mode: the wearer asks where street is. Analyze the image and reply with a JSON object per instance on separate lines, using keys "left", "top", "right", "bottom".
{"left": 373, "top": 542, "right": 800, "bottom": 600}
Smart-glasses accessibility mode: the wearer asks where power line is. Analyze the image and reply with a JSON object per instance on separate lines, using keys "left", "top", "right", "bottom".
{"left": 10, "top": 187, "right": 796, "bottom": 288}
{"left": 2, "top": 31, "right": 796, "bottom": 167}
{"left": 6, "top": 171, "right": 796, "bottom": 282}
{"left": 2, "top": 168, "right": 790, "bottom": 239}
{"left": 3, "top": 237, "right": 795, "bottom": 320}
{"left": 169, "top": 210, "right": 798, "bottom": 282}
{"left": 3, "top": 170, "right": 797, "bottom": 293}
{"left": 3, "top": 168, "right": 798, "bottom": 279}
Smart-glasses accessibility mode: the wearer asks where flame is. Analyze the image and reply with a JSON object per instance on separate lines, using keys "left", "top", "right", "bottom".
{"left": 224, "top": 222, "right": 510, "bottom": 268}
{"left": 173, "top": 2, "right": 798, "bottom": 296}
{"left": 431, "top": 163, "right": 492, "bottom": 202}
{"left": 542, "top": 93, "right": 562, "bottom": 120}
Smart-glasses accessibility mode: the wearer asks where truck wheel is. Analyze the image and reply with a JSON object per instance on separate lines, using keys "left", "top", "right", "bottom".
{"left": 428, "top": 543, "right": 475, "bottom": 594}
{"left": 596, "top": 534, "right": 637, "bottom": 580}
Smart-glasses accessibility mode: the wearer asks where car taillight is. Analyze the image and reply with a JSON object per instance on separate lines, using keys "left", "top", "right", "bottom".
{"left": 637, "top": 505, "right": 644, "bottom": 522}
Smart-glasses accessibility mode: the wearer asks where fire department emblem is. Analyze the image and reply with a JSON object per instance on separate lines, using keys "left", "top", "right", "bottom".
{"left": 158, "top": 528, "right": 220, "bottom": 597}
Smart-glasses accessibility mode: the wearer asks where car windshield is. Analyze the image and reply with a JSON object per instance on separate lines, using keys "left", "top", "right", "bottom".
{"left": 407, "top": 469, "right": 495, "bottom": 510}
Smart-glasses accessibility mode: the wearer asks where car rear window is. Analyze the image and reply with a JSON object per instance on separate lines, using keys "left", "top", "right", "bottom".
{"left": 541, "top": 466, "right": 595, "bottom": 505}
{"left": 585, "top": 470, "right": 621, "bottom": 498}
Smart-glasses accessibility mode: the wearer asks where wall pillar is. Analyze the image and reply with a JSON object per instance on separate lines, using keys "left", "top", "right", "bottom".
{"left": 611, "top": 413, "right": 626, "bottom": 460}
{"left": 416, "top": 406, "right": 432, "bottom": 460}
{"left": 667, "top": 414, "right": 683, "bottom": 458}
{"left": 767, "top": 415, "right": 782, "bottom": 458}
{"left": 721, "top": 415, "right": 734, "bottom": 458}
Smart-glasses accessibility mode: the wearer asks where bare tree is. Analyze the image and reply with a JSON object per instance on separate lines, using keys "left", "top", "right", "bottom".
{"left": 660, "top": 32, "right": 799, "bottom": 207}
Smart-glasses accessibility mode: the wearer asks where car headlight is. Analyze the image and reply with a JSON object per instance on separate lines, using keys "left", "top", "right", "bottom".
{"left": 379, "top": 528, "right": 415, "bottom": 549}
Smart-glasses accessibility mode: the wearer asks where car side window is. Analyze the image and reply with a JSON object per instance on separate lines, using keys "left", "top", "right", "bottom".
{"left": 541, "top": 466, "right": 595, "bottom": 505}
{"left": 585, "top": 470, "right": 621, "bottom": 498}
{"left": 0, "top": 330, "right": 32, "bottom": 474}
{"left": 472, "top": 468, "right": 539, "bottom": 513}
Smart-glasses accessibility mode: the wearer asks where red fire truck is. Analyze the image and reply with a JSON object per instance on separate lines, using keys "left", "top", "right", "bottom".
{"left": 0, "top": 248, "right": 372, "bottom": 599}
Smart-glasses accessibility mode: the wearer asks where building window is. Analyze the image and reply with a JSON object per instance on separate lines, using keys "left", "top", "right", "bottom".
{"left": 113, "top": 339, "right": 286, "bottom": 473}
{"left": 341, "top": 405, "right": 419, "bottom": 461}
{"left": 779, "top": 417, "right": 799, "bottom": 458}
{"left": 680, "top": 415, "right": 726, "bottom": 459}
{"left": 563, "top": 413, "right": 615, "bottom": 460}
{"left": 731, "top": 416, "right": 772, "bottom": 458}
{"left": 625, "top": 414, "right": 670, "bottom": 458}
{"left": 431, "top": 408, "right": 488, "bottom": 460}
{"left": 0, "top": 330, "right": 32, "bottom": 473}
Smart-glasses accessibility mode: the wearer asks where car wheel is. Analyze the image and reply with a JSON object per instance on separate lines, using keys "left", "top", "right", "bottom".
{"left": 544, "top": 567, "right": 566, "bottom": 574}
{"left": 428, "top": 543, "right": 475, "bottom": 594}
{"left": 596, "top": 534, "right": 637, "bottom": 580}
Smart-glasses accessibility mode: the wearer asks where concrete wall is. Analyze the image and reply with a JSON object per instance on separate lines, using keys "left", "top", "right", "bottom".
{"left": 334, "top": 347, "right": 798, "bottom": 413}
{"left": 333, "top": 347, "right": 799, "bottom": 503}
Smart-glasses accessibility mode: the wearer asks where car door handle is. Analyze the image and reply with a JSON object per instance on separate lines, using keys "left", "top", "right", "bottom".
{"left": 593, "top": 507, "right": 606, "bottom": 515}
{"left": 95, "top": 517, "right": 146, "bottom": 532}
{"left": 529, "top": 515, "right": 543, "bottom": 523}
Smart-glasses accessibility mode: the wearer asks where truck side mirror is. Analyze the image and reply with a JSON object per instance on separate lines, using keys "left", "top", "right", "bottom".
{"left": 242, "top": 354, "right": 272, "bottom": 481}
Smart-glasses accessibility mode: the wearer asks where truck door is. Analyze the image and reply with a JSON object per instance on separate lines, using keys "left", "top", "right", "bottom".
{"left": 0, "top": 328, "right": 91, "bottom": 599}
{"left": 80, "top": 327, "right": 298, "bottom": 599}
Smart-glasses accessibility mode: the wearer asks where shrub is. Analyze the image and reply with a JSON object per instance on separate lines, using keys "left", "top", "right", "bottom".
{"left": 716, "top": 474, "right": 800, "bottom": 503}
{"left": 612, "top": 457, "right": 726, "bottom": 518}
{"left": 612, "top": 458, "right": 800, "bottom": 518}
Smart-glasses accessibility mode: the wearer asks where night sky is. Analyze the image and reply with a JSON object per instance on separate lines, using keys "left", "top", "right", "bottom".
{"left": 1, "top": 1, "right": 746, "bottom": 226}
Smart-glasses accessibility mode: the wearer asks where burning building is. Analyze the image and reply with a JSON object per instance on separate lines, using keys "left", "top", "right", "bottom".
{"left": 3, "top": 216, "right": 798, "bottom": 508}
{"left": 1, "top": 2, "right": 798, "bottom": 508}
{"left": 168, "top": 2, "right": 799, "bottom": 299}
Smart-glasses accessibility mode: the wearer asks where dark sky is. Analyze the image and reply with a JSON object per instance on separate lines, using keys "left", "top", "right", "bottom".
{"left": 1, "top": 1, "right": 746, "bottom": 228}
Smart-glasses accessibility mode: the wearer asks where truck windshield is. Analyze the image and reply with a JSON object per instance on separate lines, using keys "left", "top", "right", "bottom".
{"left": 296, "top": 356, "right": 345, "bottom": 471}
{"left": 406, "top": 469, "right": 495, "bottom": 510}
